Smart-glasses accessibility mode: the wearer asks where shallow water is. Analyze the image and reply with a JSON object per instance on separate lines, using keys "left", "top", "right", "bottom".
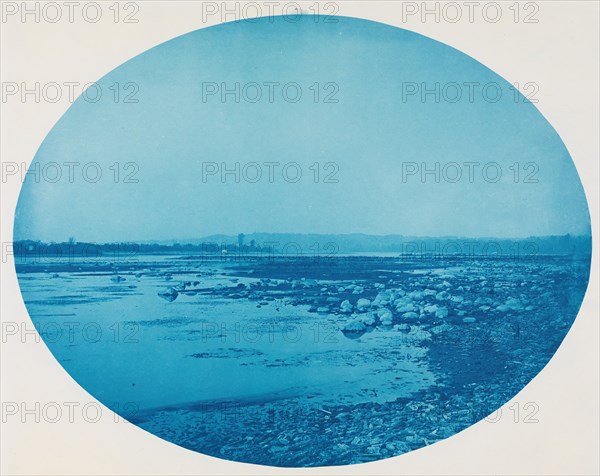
{"left": 16, "top": 253, "right": 590, "bottom": 466}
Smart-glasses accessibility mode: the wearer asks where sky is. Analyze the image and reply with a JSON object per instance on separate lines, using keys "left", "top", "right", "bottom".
{"left": 14, "top": 15, "right": 591, "bottom": 242}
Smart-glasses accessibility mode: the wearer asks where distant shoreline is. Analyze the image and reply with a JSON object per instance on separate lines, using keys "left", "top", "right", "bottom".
{"left": 10, "top": 234, "right": 593, "bottom": 259}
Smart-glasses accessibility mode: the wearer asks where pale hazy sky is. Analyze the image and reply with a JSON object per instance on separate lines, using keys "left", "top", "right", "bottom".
{"left": 15, "top": 16, "right": 591, "bottom": 242}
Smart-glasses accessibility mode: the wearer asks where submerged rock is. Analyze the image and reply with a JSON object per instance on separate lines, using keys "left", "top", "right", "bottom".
{"left": 110, "top": 275, "right": 126, "bottom": 283}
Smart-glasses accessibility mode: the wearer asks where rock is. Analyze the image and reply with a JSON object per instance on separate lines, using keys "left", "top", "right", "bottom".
{"left": 269, "top": 445, "right": 289, "bottom": 453}
{"left": 396, "top": 302, "right": 416, "bottom": 313}
{"left": 378, "top": 308, "right": 394, "bottom": 326}
{"left": 367, "top": 445, "right": 380, "bottom": 455}
{"left": 423, "top": 304, "right": 438, "bottom": 314}
{"left": 430, "top": 324, "right": 453, "bottom": 335}
{"left": 372, "top": 290, "right": 391, "bottom": 307}
{"left": 408, "top": 291, "right": 425, "bottom": 301}
{"left": 435, "top": 306, "right": 449, "bottom": 318}
{"left": 342, "top": 319, "right": 367, "bottom": 337}
{"left": 435, "top": 291, "right": 450, "bottom": 301}
{"left": 359, "top": 313, "right": 377, "bottom": 326}
{"left": 504, "top": 297, "right": 523, "bottom": 310}
{"left": 340, "top": 300, "right": 353, "bottom": 313}
{"left": 158, "top": 287, "right": 179, "bottom": 302}
{"left": 402, "top": 311, "right": 419, "bottom": 319}
{"left": 356, "top": 298, "right": 371, "bottom": 311}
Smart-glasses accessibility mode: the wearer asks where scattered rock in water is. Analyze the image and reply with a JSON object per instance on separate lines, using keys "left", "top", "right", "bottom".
{"left": 423, "top": 304, "right": 438, "bottom": 314}
{"left": 342, "top": 319, "right": 367, "bottom": 338}
{"left": 377, "top": 308, "right": 394, "bottom": 326}
{"left": 396, "top": 301, "right": 416, "bottom": 313}
{"left": 430, "top": 324, "right": 453, "bottom": 335}
{"left": 435, "top": 291, "right": 450, "bottom": 301}
{"left": 462, "top": 317, "right": 476, "bottom": 323}
{"left": 358, "top": 312, "right": 376, "bottom": 326}
{"left": 340, "top": 300, "right": 353, "bottom": 313}
{"left": 356, "top": 298, "right": 371, "bottom": 311}
{"left": 110, "top": 275, "right": 126, "bottom": 283}
{"left": 402, "top": 311, "right": 419, "bottom": 320}
{"left": 435, "top": 306, "right": 449, "bottom": 318}
{"left": 496, "top": 297, "right": 523, "bottom": 312}
{"left": 158, "top": 287, "right": 179, "bottom": 302}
